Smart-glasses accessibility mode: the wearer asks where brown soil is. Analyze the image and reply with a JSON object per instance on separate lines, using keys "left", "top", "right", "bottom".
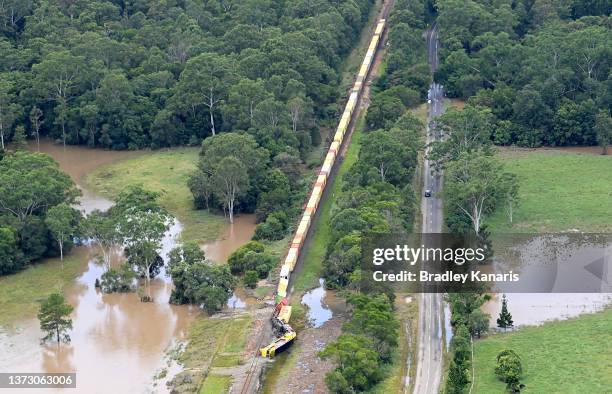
{"left": 269, "top": 311, "right": 346, "bottom": 394}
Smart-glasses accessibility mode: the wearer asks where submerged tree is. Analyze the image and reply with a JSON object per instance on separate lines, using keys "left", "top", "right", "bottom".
{"left": 38, "top": 292, "right": 74, "bottom": 345}
{"left": 45, "top": 203, "right": 81, "bottom": 261}
{"left": 114, "top": 186, "right": 171, "bottom": 301}
{"left": 167, "top": 242, "right": 235, "bottom": 313}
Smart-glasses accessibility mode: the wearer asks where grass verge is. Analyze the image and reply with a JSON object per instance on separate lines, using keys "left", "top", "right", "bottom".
{"left": 487, "top": 149, "right": 612, "bottom": 232}
{"left": 84, "top": 148, "right": 225, "bottom": 243}
{"left": 473, "top": 308, "right": 612, "bottom": 393}
{"left": 372, "top": 295, "right": 419, "bottom": 393}
{"left": 292, "top": 115, "right": 365, "bottom": 293}
{"left": 0, "top": 248, "right": 87, "bottom": 328}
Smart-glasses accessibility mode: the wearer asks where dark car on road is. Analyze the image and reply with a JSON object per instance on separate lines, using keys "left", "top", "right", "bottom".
{"left": 424, "top": 189, "right": 432, "bottom": 197}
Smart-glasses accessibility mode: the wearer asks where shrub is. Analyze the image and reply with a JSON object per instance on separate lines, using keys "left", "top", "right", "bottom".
{"left": 244, "top": 270, "right": 259, "bottom": 288}
{"left": 100, "top": 263, "right": 136, "bottom": 293}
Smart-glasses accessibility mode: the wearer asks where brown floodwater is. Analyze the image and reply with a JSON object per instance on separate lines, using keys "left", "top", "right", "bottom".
{"left": 2, "top": 141, "right": 253, "bottom": 393}
{"left": 202, "top": 214, "right": 257, "bottom": 264}
{"left": 482, "top": 293, "right": 612, "bottom": 327}
{"left": 28, "top": 140, "right": 141, "bottom": 213}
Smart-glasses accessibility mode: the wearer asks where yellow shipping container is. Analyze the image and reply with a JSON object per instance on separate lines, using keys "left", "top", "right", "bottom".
{"left": 315, "top": 174, "right": 326, "bottom": 189}
{"left": 278, "top": 305, "right": 292, "bottom": 324}
{"left": 285, "top": 247, "right": 298, "bottom": 270}
{"left": 358, "top": 63, "right": 369, "bottom": 78}
{"left": 277, "top": 279, "right": 288, "bottom": 298}
{"left": 296, "top": 215, "right": 311, "bottom": 236}
{"left": 330, "top": 141, "right": 341, "bottom": 154}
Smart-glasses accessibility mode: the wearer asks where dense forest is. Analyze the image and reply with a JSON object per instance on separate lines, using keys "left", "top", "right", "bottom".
{"left": 0, "top": 0, "right": 375, "bottom": 150}
{"left": 0, "top": 0, "right": 379, "bottom": 275}
{"left": 435, "top": 0, "right": 611, "bottom": 147}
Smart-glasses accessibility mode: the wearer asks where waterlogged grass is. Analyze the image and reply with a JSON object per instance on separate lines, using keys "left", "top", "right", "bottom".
{"left": 173, "top": 314, "right": 251, "bottom": 393}
{"left": 372, "top": 297, "right": 419, "bottom": 393}
{"left": 473, "top": 308, "right": 612, "bottom": 393}
{"left": 85, "top": 148, "right": 225, "bottom": 243}
{"left": 486, "top": 149, "right": 612, "bottom": 232}
{"left": 199, "top": 374, "right": 232, "bottom": 394}
{"left": 0, "top": 248, "right": 87, "bottom": 328}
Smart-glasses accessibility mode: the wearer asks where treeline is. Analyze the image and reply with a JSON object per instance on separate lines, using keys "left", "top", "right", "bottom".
{"left": 0, "top": 0, "right": 374, "bottom": 150}
{"left": 366, "top": 0, "right": 433, "bottom": 130}
{"left": 435, "top": 0, "right": 611, "bottom": 148}
{"left": 320, "top": 294, "right": 399, "bottom": 392}
{"left": 0, "top": 150, "right": 81, "bottom": 273}
{"left": 320, "top": 2, "right": 428, "bottom": 391}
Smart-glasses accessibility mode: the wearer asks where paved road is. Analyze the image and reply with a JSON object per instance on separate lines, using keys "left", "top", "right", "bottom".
{"left": 412, "top": 25, "right": 445, "bottom": 394}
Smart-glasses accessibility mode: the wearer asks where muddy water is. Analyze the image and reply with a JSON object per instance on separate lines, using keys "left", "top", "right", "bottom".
{"left": 28, "top": 140, "right": 141, "bottom": 213}
{"left": 483, "top": 293, "right": 612, "bottom": 327}
{"left": 202, "top": 214, "right": 257, "bottom": 263}
{"left": 482, "top": 233, "right": 612, "bottom": 327}
{"left": 1, "top": 142, "right": 197, "bottom": 393}
{"left": 301, "top": 279, "right": 345, "bottom": 328}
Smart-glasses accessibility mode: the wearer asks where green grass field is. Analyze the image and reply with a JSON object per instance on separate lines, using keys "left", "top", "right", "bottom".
{"left": 0, "top": 248, "right": 87, "bottom": 328}
{"left": 85, "top": 148, "right": 225, "bottom": 243}
{"left": 486, "top": 149, "right": 612, "bottom": 233}
{"left": 199, "top": 374, "right": 232, "bottom": 394}
{"left": 473, "top": 308, "right": 612, "bottom": 393}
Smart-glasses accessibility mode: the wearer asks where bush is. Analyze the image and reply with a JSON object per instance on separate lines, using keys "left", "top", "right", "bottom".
{"left": 228, "top": 241, "right": 265, "bottom": 274}
{"left": 0, "top": 226, "right": 22, "bottom": 275}
{"left": 244, "top": 270, "right": 259, "bottom": 288}
{"left": 100, "top": 264, "right": 136, "bottom": 293}
{"left": 253, "top": 212, "right": 287, "bottom": 241}
{"left": 495, "top": 349, "right": 523, "bottom": 392}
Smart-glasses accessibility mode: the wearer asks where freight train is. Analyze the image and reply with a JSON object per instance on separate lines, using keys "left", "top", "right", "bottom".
{"left": 260, "top": 18, "right": 386, "bottom": 358}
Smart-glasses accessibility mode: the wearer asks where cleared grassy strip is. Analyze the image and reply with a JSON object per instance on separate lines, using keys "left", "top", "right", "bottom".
{"left": 473, "top": 308, "right": 612, "bottom": 393}
{"left": 0, "top": 248, "right": 87, "bottom": 328}
{"left": 486, "top": 149, "right": 612, "bottom": 232}
{"left": 173, "top": 314, "right": 251, "bottom": 393}
{"left": 85, "top": 148, "right": 225, "bottom": 243}
{"left": 292, "top": 115, "right": 365, "bottom": 293}
{"left": 198, "top": 374, "right": 232, "bottom": 394}
{"left": 338, "top": 0, "right": 384, "bottom": 94}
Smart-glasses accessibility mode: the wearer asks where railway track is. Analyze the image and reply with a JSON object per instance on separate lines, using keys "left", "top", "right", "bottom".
{"left": 236, "top": 2, "right": 395, "bottom": 392}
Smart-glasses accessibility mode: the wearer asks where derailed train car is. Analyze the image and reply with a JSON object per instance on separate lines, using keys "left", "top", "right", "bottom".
{"left": 260, "top": 18, "right": 386, "bottom": 358}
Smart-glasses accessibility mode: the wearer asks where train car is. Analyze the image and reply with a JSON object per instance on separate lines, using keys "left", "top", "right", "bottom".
{"left": 261, "top": 17, "right": 386, "bottom": 359}
{"left": 277, "top": 264, "right": 290, "bottom": 297}
{"left": 278, "top": 305, "right": 292, "bottom": 324}
{"left": 285, "top": 247, "right": 298, "bottom": 271}
{"left": 375, "top": 20, "right": 385, "bottom": 35}
{"left": 291, "top": 214, "right": 311, "bottom": 249}
{"left": 329, "top": 141, "right": 341, "bottom": 156}
{"left": 260, "top": 331, "right": 296, "bottom": 358}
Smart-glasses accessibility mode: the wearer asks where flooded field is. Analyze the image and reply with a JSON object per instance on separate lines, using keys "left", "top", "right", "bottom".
{"left": 483, "top": 293, "right": 612, "bottom": 327}
{"left": 28, "top": 140, "right": 141, "bottom": 213}
{"left": 301, "top": 279, "right": 345, "bottom": 328}
{"left": 482, "top": 234, "right": 612, "bottom": 327}
{"left": 0, "top": 141, "right": 254, "bottom": 393}
{"left": 203, "top": 214, "right": 257, "bottom": 264}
